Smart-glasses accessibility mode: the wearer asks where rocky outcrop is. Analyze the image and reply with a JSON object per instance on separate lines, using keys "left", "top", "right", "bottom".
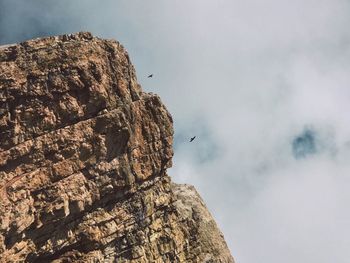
{"left": 0, "top": 32, "right": 234, "bottom": 262}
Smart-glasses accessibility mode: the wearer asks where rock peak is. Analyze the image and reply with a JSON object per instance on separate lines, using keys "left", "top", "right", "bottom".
{"left": 0, "top": 33, "right": 234, "bottom": 262}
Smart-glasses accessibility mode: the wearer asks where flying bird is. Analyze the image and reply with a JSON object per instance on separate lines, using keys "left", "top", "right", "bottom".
{"left": 190, "top": 136, "right": 196, "bottom": 142}
{"left": 147, "top": 74, "right": 153, "bottom": 78}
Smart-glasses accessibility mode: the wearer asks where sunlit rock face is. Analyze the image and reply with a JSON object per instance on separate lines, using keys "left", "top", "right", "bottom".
{"left": 0, "top": 32, "right": 234, "bottom": 262}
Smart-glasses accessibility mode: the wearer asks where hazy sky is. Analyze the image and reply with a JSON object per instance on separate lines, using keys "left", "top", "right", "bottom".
{"left": 1, "top": 1, "right": 350, "bottom": 262}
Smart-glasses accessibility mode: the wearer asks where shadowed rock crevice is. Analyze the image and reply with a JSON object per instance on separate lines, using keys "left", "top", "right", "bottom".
{"left": 0, "top": 32, "right": 234, "bottom": 262}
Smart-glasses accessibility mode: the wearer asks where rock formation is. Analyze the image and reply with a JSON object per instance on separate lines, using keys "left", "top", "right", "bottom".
{"left": 0, "top": 32, "right": 234, "bottom": 262}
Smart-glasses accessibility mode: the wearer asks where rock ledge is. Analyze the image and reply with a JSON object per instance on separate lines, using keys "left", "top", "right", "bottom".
{"left": 0, "top": 32, "right": 234, "bottom": 262}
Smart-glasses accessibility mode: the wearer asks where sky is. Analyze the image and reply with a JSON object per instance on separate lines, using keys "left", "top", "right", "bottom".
{"left": 1, "top": 0, "right": 350, "bottom": 262}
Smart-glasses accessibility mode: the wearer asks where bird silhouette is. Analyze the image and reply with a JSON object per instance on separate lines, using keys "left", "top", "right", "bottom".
{"left": 148, "top": 74, "right": 153, "bottom": 78}
{"left": 190, "top": 136, "right": 196, "bottom": 142}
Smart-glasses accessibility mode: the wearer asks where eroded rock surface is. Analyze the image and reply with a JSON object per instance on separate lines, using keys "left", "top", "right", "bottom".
{"left": 0, "top": 32, "right": 234, "bottom": 262}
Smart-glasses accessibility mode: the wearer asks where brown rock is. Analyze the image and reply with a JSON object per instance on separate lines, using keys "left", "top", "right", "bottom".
{"left": 0, "top": 32, "right": 234, "bottom": 262}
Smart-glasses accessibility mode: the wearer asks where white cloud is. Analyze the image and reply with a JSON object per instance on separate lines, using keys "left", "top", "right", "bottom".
{"left": 2, "top": 1, "right": 350, "bottom": 262}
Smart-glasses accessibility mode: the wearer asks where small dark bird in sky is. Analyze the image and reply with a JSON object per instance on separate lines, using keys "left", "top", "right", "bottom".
{"left": 190, "top": 136, "right": 196, "bottom": 142}
{"left": 148, "top": 74, "right": 153, "bottom": 78}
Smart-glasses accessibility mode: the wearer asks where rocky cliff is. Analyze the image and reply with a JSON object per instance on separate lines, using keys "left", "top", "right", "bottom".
{"left": 0, "top": 32, "right": 234, "bottom": 262}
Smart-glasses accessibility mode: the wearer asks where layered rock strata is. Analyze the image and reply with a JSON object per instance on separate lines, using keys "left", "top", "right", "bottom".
{"left": 0, "top": 32, "right": 234, "bottom": 262}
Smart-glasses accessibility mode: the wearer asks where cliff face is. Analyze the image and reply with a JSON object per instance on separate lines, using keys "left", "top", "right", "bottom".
{"left": 0, "top": 32, "right": 234, "bottom": 262}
